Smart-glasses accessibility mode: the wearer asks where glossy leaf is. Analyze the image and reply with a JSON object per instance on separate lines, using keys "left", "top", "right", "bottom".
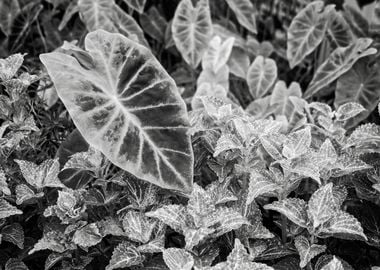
{"left": 304, "top": 38, "right": 377, "bottom": 98}
{"left": 247, "top": 56, "right": 277, "bottom": 99}
{"left": 40, "top": 30, "right": 194, "bottom": 192}
{"left": 163, "top": 248, "right": 194, "bottom": 270}
{"left": 287, "top": 1, "right": 333, "bottom": 68}
{"left": 172, "top": 0, "right": 212, "bottom": 68}
{"left": 225, "top": 0, "right": 257, "bottom": 34}
{"left": 264, "top": 198, "right": 308, "bottom": 228}
{"left": 295, "top": 235, "right": 326, "bottom": 268}
{"left": 106, "top": 242, "right": 144, "bottom": 270}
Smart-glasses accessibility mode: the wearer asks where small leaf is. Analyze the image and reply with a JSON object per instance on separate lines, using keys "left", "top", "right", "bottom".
{"left": 295, "top": 235, "right": 326, "bottom": 268}
{"left": 122, "top": 210, "right": 157, "bottom": 243}
{"left": 146, "top": 204, "right": 187, "bottom": 233}
{"left": 106, "top": 242, "right": 144, "bottom": 270}
{"left": 335, "top": 102, "right": 366, "bottom": 122}
{"left": 202, "top": 36, "right": 235, "bottom": 73}
{"left": 247, "top": 56, "right": 277, "bottom": 99}
{"left": 172, "top": 0, "right": 212, "bottom": 68}
{"left": 287, "top": 1, "right": 332, "bottom": 68}
{"left": 15, "top": 184, "right": 44, "bottom": 205}
{"left": 304, "top": 38, "right": 377, "bottom": 98}
{"left": 57, "top": 190, "right": 78, "bottom": 213}
{"left": 282, "top": 126, "right": 311, "bottom": 159}
{"left": 184, "top": 227, "right": 214, "bottom": 250}
{"left": 5, "top": 258, "right": 29, "bottom": 270}
{"left": 0, "top": 168, "right": 10, "bottom": 195}
{"left": 212, "top": 207, "right": 249, "bottom": 237}
{"left": 0, "top": 199, "right": 22, "bottom": 219}
{"left": 307, "top": 183, "right": 336, "bottom": 228}
{"left": 320, "top": 256, "right": 345, "bottom": 270}
{"left": 317, "top": 210, "right": 367, "bottom": 241}
{"left": 1, "top": 223, "right": 24, "bottom": 249}
{"left": 72, "top": 223, "right": 103, "bottom": 248}
{"left": 0, "top": 54, "right": 24, "bottom": 81}
{"left": 247, "top": 170, "right": 278, "bottom": 205}
{"left": 63, "top": 147, "right": 103, "bottom": 172}
{"left": 225, "top": 0, "right": 257, "bottom": 34}
{"left": 187, "top": 183, "right": 216, "bottom": 227}
{"left": 264, "top": 198, "right": 308, "bottom": 228}
{"left": 163, "top": 248, "right": 194, "bottom": 270}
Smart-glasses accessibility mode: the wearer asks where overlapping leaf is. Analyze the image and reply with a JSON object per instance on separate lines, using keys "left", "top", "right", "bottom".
{"left": 202, "top": 36, "right": 235, "bottom": 73}
{"left": 106, "top": 242, "right": 144, "bottom": 270}
{"left": 172, "top": 0, "right": 212, "bottom": 68}
{"left": 247, "top": 56, "right": 277, "bottom": 99}
{"left": 163, "top": 248, "right": 194, "bottom": 270}
{"left": 40, "top": 30, "right": 194, "bottom": 192}
{"left": 122, "top": 210, "right": 157, "bottom": 243}
{"left": 122, "top": 0, "right": 146, "bottom": 14}
{"left": 295, "top": 235, "right": 326, "bottom": 268}
{"left": 264, "top": 198, "right": 308, "bottom": 228}
{"left": 307, "top": 183, "right": 336, "bottom": 228}
{"left": 0, "top": 199, "right": 22, "bottom": 219}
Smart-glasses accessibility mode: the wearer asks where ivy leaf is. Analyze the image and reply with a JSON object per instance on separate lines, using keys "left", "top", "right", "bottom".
{"left": 15, "top": 159, "right": 65, "bottom": 189}
{"left": 40, "top": 30, "right": 194, "bottom": 192}
{"left": 15, "top": 184, "right": 44, "bottom": 205}
{"left": 0, "top": 199, "right": 22, "bottom": 219}
{"left": 63, "top": 147, "right": 103, "bottom": 173}
{"left": 282, "top": 126, "right": 311, "bottom": 159}
{"left": 1, "top": 223, "right": 24, "bottom": 249}
{"left": 317, "top": 210, "right": 367, "bottom": 241}
{"left": 0, "top": 168, "right": 10, "bottom": 195}
{"left": 307, "top": 183, "right": 336, "bottom": 228}
{"left": 172, "top": 0, "right": 212, "bottom": 68}
{"left": 146, "top": 204, "right": 187, "bottom": 233}
{"left": 4, "top": 258, "right": 29, "bottom": 270}
{"left": 304, "top": 38, "right": 377, "bottom": 99}
{"left": 247, "top": 170, "right": 279, "bottom": 205}
{"left": 264, "top": 198, "right": 308, "bottom": 228}
{"left": 163, "top": 248, "right": 194, "bottom": 270}
{"left": 320, "top": 256, "right": 345, "bottom": 270}
{"left": 0, "top": 54, "right": 24, "bottom": 81}
{"left": 122, "top": 0, "right": 146, "bottom": 14}
{"left": 106, "top": 242, "right": 145, "bottom": 270}
{"left": 335, "top": 102, "right": 366, "bottom": 122}
{"left": 202, "top": 36, "right": 235, "bottom": 73}
{"left": 225, "top": 0, "right": 257, "bottom": 34}
{"left": 122, "top": 210, "right": 157, "bottom": 243}
{"left": 287, "top": 1, "right": 333, "bottom": 68}
{"left": 72, "top": 223, "right": 103, "bottom": 248}
{"left": 295, "top": 235, "right": 326, "bottom": 268}
{"left": 247, "top": 56, "right": 277, "bottom": 99}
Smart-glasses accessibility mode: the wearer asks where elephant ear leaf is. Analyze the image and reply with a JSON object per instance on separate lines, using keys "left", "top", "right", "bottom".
{"left": 40, "top": 29, "right": 194, "bottom": 193}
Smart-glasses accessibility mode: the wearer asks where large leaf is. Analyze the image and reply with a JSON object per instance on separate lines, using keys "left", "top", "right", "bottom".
{"left": 304, "top": 38, "right": 377, "bottom": 98}
{"left": 327, "top": 9, "right": 354, "bottom": 48}
{"left": 264, "top": 198, "right": 308, "bottom": 228}
{"left": 202, "top": 36, "right": 235, "bottom": 73}
{"left": 4, "top": 259, "right": 29, "bottom": 270}
{"left": 225, "top": 0, "right": 257, "bottom": 34}
{"left": 78, "top": 0, "right": 148, "bottom": 47}
{"left": 247, "top": 56, "right": 277, "bottom": 99}
{"left": 335, "top": 58, "right": 380, "bottom": 125}
{"left": 295, "top": 235, "right": 326, "bottom": 268}
{"left": 287, "top": 1, "right": 333, "bottom": 68}
{"left": 40, "top": 30, "right": 194, "bottom": 192}
{"left": 172, "top": 0, "right": 212, "bottom": 68}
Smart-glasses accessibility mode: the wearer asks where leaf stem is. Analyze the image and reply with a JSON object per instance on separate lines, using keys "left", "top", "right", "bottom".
{"left": 281, "top": 213, "right": 287, "bottom": 244}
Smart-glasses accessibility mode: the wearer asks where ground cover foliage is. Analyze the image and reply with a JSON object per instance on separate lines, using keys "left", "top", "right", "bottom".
{"left": 0, "top": 0, "right": 380, "bottom": 269}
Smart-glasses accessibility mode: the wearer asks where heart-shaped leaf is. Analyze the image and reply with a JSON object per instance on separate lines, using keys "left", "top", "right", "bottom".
{"left": 247, "top": 56, "right": 277, "bottom": 99}
{"left": 202, "top": 36, "right": 235, "bottom": 73}
{"left": 172, "top": 0, "right": 212, "bottom": 68}
{"left": 225, "top": 0, "right": 257, "bottom": 34}
{"left": 287, "top": 1, "right": 333, "bottom": 68}
{"left": 122, "top": 0, "right": 146, "bottom": 14}
{"left": 40, "top": 30, "right": 193, "bottom": 192}
{"left": 304, "top": 38, "right": 377, "bottom": 98}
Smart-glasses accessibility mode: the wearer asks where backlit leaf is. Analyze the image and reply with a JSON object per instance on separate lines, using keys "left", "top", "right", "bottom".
{"left": 163, "top": 248, "right": 194, "bottom": 270}
{"left": 172, "top": 0, "right": 212, "bottom": 68}
{"left": 40, "top": 30, "right": 194, "bottom": 192}
{"left": 106, "top": 242, "right": 144, "bottom": 270}
{"left": 287, "top": 1, "right": 333, "bottom": 68}
{"left": 247, "top": 56, "right": 277, "bottom": 99}
{"left": 295, "top": 235, "right": 326, "bottom": 268}
{"left": 304, "top": 38, "right": 377, "bottom": 98}
{"left": 0, "top": 199, "right": 22, "bottom": 219}
{"left": 264, "top": 198, "right": 308, "bottom": 228}
{"left": 225, "top": 0, "right": 257, "bottom": 34}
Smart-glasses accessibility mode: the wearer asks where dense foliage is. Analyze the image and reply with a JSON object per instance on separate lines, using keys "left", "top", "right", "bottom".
{"left": 0, "top": 0, "right": 380, "bottom": 269}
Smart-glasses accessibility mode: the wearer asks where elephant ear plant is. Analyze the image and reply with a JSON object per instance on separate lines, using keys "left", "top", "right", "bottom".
{"left": 40, "top": 29, "right": 194, "bottom": 193}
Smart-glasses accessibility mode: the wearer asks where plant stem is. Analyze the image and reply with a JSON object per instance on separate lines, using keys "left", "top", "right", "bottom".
{"left": 281, "top": 213, "right": 287, "bottom": 244}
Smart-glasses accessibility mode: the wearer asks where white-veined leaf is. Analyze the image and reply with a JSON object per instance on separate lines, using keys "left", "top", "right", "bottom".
{"left": 287, "top": 1, "right": 333, "bottom": 68}
{"left": 163, "top": 248, "right": 194, "bottom": 270}
{"left": 317, "top": 210, "right": 367, "bottom": 241}
{"left": 202, "top": 36, "right": 235, "bottom": 73}
{"left": 212, "top": 23, "right": 246, "bottom": 49}
{"left": 187, "top": 183, "right": 215, "bottom": 227}
{"left": 335, "top": 102, "right": 366, "bottom": 122}
{"left": 320, "top": 256, "right": 344, "bottom": 270}
{"left": 225, "top": 0, "right": 257, "bottom": 34}
{"left": 4, "top": 258, "right": 29, "bottom": 270}
{"left": 304, "top": 38, "right": 377, "bottom": 98}
{"left": 172, "top": 0, "right": 212, "bottom": 68}
{"left": 307, "top": 183, "right": 336, "bottom": 228}
{"left": 227, "top": 47, "right": 250, "bottom": 79}
{"left": 247, "top": 170, "right": 279, "bottom": 205}
{"left": 0, "top": 168, "right": 10, "bottom": 195}
{"left": 63, "top": 146, "right": 104, "bottom": 172}
{"left": 212, "top": 207, "right": 249, "bottom": 237}
{"left": 72, "top": 223, "right": 103, "bottom": 248}
{"left": 78, "top": 0, "right": 148, "bottom": 47}
{"left": 327, "top": 9, "right": 354, "bottom": 48}
{"left": 106, "top": 242, "right": 144, "bottom": 270}
{"left": 264, "top": 198, "right": 308, "bottom": 228}
{"left": 0, "top": 199, "right": 22, "bottom": 219}
{"left": 342, "top": 3, "right": 369, "bottom": 38}
{"left": 122, "top": 210, "right": 157, "bottom": 243}
{"left": 295, "top": 235, "right": 326, "bottom": 268}
{"left": 247, "top": 56, "right": 277, "bottom": 99}
{"left": 197, "top": 65, "right": 230, "bottom": 91}
{"left": 184, "top": 227, "right": 214, "bottom": 250}
{"left": 146, "top": 204, "right": 187, "bottom": 233}
{"left": 0, "top": 53, "right": 24, "bottom": 81}
{"left": 282, "top": 126, "right": 311, "bottom": 159}
{"left": 1, "top": 223, "right": 24, "bottom": 249}
{"left": 122, "top": 0, "right": 146, "bottom": 14}
{"left": 40, "top": 30, "right": 194, "bottom": 192}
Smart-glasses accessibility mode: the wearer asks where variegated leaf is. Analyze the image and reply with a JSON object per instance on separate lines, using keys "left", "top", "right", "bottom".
{"left": 122, "top": 210, "right": 157, "bottom": 243}
{"left": 247, "top": 170, "right": 278, "bottom": 205}
{"left": 72, "top": 223, "right": 103, "bottom": 248}
{"left": 282, "top": 126, "right": 311, "bottom": 159}
{"left": 63, "top": 146, "right": 104, "bottom": 172}
{"left": 295, "top": 235, "right": 326, "bottom": 268}
{"left": 206, "top": 181, "right": 237, "bottom": 205}
{"left": 202, "top": 36, "right": 235, "bottom": 73}
{"left": 327, "top": 9, "right": 354, "bottom": 48}
{"left": 304, "top": 38, "right": 377, "bottom": 98}
{"left": 227, "top": 47, "right": 250, "bottom": 79}
{"left": 307, "top": 183, "right": 336, "bottom": 228}
{"left": 172, "top": 0, "right": 212, "bottom": 68}
{"left": 146, "top": 204, "right": 187, "bottom": 233}
{"left": 40, "top": 30, "right": 193, "bottom": 192}
{"left": 320, "top": 256, "right": 345, "bottom": 270}
{"left": 106, "top": 242, "right": 144, "bottom": 270}
{"left": 0, "top": 199, "right": 22, "bottom": 219}
{"left": 184, "top": 227, "right": 214, "bottom": 250}
{"left": 122, "top": 0, "right": 146, "bottom": 14}
{"left": 264, "top": 198, "right": 308, "bottom": 228}
{"left": 335, "top": 102, "right": 366, "bottom": 122}
{"left": 78, "top": 0, "right": 148, "bottom": 46}
{"left": 287, "top": 1, "right": 333, "bottom": 68}
{"left": 187, "top": 183, "right": 215, "bottom": 227}
{"left": 212, "top": 208, "right": 249, "bottom": 237}
{"left": 247, "top": 56, "right": 277, "bottom": 99}
{"left": 1, "top": 223, "right": 24, "bottom": 249}
{"left": 317, "top": 210, "right": 367, "bottom": 241}
{"left": 163, "top": 248, "right": 194, "bottom": 270}
{"left": 0, "top": 168, "right": 10, "bottom": 195}
{"left": 0, "top": 53, "right": 24, "bottom": 81}
{"left": 15, "top": 159, "right": 65, "bottom": 189}
{"left": 225, "top": 0, "right": 257, "bottom": 34}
